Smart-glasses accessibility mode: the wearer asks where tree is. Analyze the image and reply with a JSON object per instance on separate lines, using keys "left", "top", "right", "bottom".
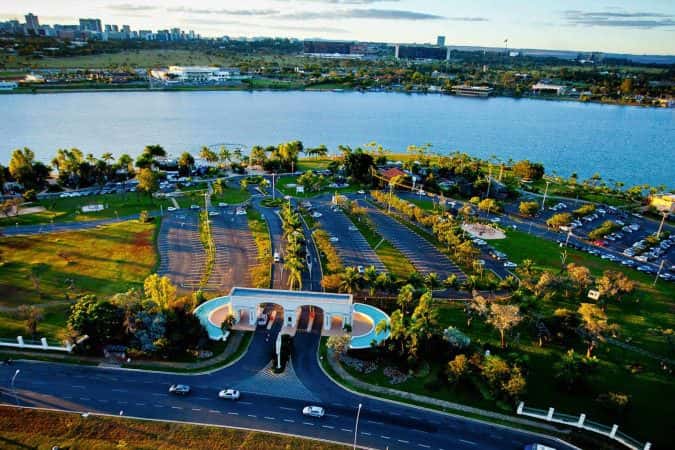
{"left": 250, "top": 145, "right": 267, "bottom": 166}
{"left": 137, "top": 168, "right": 159, "bottom": 196}
{"left": 487, "top": 303, "right": 522, "bottom": 348}
{"left": 519, "top": 201, "right": 539, "bottom": 217}
{"left": 477, "top": 198, "right": 500, "bottom": 213}
{"left": 143, "top": 274, "right": 177, "bottom": 311}
{"left": 567, "top": 263, "right": 592, "bottom": 296}
{"left": 29, "top": 263, "right": 49, "bottom": 299}
{"left": 9, "top": 148, "right": 43, "bottom": 189}
{"left": 143, "top": 145, "right": 166, "bottom": 157}
{"left": 363, "top": 265, "right": 378, "bottom": 296}
{"left": 443, "top": 326, "right": 471, "bottom": 350}
{"left": 344, "top": 149, "right": 374, "bottom": 183}
{"left": 578, "top": 303, "right": 612, "bottom": 357}
{"left": 466, "top": 294, "right": 489, "bottom": 326}
{"left": 117, "top": 154, "right": 134, "bottom": 174}
{"left": 338, "top": 267, "right": 362, "bottom": 294}
{"left": 213, "top": 178, "right": 225, "bottom": 196}
{"left": 135, "top": 152, "right": 154, "bottom": 169}
{"left": 411, "top": 291, "right": 439, "bottom": 342}
{"left": 596, "top": 270, "right": 635, "bottom": 304}
{"left": 513, "top": 160, "right": 545, "bottom": 181}
{"left": 178, "top": 152, "right": 195, "bottom": 176}
{"left": 553, "top": 349, "right": 597, "bottom": 392}
{"left": 17, "top": 305, "right": 43, "bottom": 337}
{"left": 396, "top": 284, "right": 416, "bottom": 314}
{"left": 546, "top": 212, "right": 572, "bottom": 229}
{"left": 447, "top": 354, "right": 469, "bottom": 384}
{"left": 327, "top": 334, "right": 350, "bottom": 357}
{"left": 219, "top": 147, "right": 232, "bottom": 167}
{"left": 68, "top": 295, "right": 123, "bottom": 354}
{"left": 200, "top": 146, "right": 218, "bottom": 163}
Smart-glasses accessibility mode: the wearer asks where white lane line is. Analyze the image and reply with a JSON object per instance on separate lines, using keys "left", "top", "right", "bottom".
{"left": 367, "top": 420, "right": 383, "bottom": 425}
{"left": 135, "top": 402, "right": 145, "bottom": 406}
{"left": 264, "top": 416, "right": 275, "bottom": 420}
{"left": 279, "top": 406, "right": 295, "bottom": 411}
{"left": 322, "top": 425, "right": 335, "bottom": 429}
{"left": 79, "top": 397, "right": 90, "bottom": 401}
{"left": 63, "top": 395, "right": 72, "bottom": 399}
{"left": 341, "top": 428, "right": 352, "bottom": 433}
{"left": 154, "top": 405, "right": 163, "bottom": 408}
{"left": 209, "top": 409, "right": 220, "bottom": 413}
{"left": 380, "top": 435, "right": 390, "bottom": 440}
{"left": 283, "top": 419, "right": 295, "bottom": 423}
{"left": 360, "top": 432, "right": 372, "bottom": 436}
{"left": 459, "top": 440, "right": 477, "bottom": 446}
{"left": 239, "top": 401, "right": 253, "bottom": 405}
{"left": 171, "top": 406, "right": 182, "bottom": 410}
{"left": 397, "top": 440, "right": 409, "bottom": 444}
{"left": 152, "top": 393, "right": 168, "bottom": 397}
{"left": 227, "top": 412, "right": 239, "bottom": 416}
{"left": 196, "top": 397, "right": 209, "bottom": 400}
{"left": 326, "top": 413, "right": 340, "bottom": 418}
{"left": 111, "top": 388, "right": 128, "bottom": 392}
{"left": 71, "top": 385, "right": 86, "bottom": 389}
{"left": 192, "top": 408, "right": 201, "bottom": 412}
{"left": 418, "top": 444, "right": 431, "bottom": 448}
{"left": 247, "top": 414, "right": 257, "bottom": 418}
{"left": 98, "top": 399, "right": 108, "bottom": 403}
{"left": 303, "top": 422, "right": 314, "bottom": 426}
{"left": 118, "top": 401, "right": 128, "bottom": 405}
{"left": 390, "top": 412, "right": 401, "bottom": 416}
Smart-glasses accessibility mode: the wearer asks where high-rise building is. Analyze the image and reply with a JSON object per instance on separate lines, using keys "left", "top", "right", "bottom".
{"left": 79, "top": 18, "right": 102, "bottom": 32}
{"left": 122, "top": 25, "right": 130, "bottom": 33}
{"left": 24, "top": 13, "right": 39, "bottom": 32}
{"left": 437, "top": 36, "right": 445, "bottom": 47}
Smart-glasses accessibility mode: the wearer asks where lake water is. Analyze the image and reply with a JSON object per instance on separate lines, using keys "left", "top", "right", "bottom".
{"left": 1, "top": 91, "right": 673, "bottom": 188}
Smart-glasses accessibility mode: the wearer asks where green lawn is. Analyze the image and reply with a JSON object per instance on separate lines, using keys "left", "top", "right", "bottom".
{"left": 0, "top": 220, "right": 156, "bottom": 306}
{"left": 0, "top": 193, "right": 172, "bottom": 226}
{"left": 297, "top": 158, "right": 333, "bottom": 171}
{"left": 276, "top": 175, "right": 367, "bottom": 199}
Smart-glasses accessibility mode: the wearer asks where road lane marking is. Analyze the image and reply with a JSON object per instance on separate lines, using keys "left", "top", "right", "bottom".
{"left": 118, "top": 401, "right": 128, "bottom": 405}
{"left": 154, "top": 405, "right": 163, "bottom": 408}
{"left": 79, "top": 397, "right": 90, "bottom": 401}
{"left": 366, "top": 420, "right": 383, "bottom": 425}
{"left": 196, "top": 397, "right": 209, "bottom": 400}
{"left": 303, "top": 422, "right": 314, "bottom": 426}
{"left": 71, "top": 385, "right": 85, "bottom": 389}
{"left": 418, "top": 444, "right": 431, "bottom": 448}
{"left": 459, "top": 440, "right": 477, "bottom": 446}
{"left": 239, "top": 401, "right": 253, "bottom": 405}
{"left": 192, "top": 408, "right": 201, "bottom": 411}
{"left": 135, "top": 402, "right": 145, "bottom": 406}
{"left": 264, "top": 416, "right": 275, "bottom": 420}
{"left": 111, "top": 389, "right": 128, "bottom": 392}
{"left": 247, "top": 414, "right": 257, "bottom": 418}
{"left": 63, "top": 395, "right": 72, "bottom": 399}
{"left": 171, "top": 406, "right": 182, "bottom": 410}
{"left": 322, "top": 425, "right": 334, "bottom": 429}
{"left": 227, "top": 412, "right": 239, "bottom": 416}
{"left": 341, "top": 428, "right": 352, "bottom": 433}
{"left": 380, "top": 435, "right": 390, "bottom": 440}
{"left": 326, "top": 413, "right": 339, "bottom": 418}
{"left": 209, "top": 410, "right": 220, "bottom": 413}
{"left": 279, "top": 406, "right": 295, "bottom": 411}
{"left": 152, "top": 393, "right": 168, "bottom": 397}
{"left": 283, "top": 419, "right": 294, "bottom": 423}
{"left": 397, "top": 440, "right": 409, "bottom": 444}
{"left": 98, "top": 399, "right": 108, "bottom": 403}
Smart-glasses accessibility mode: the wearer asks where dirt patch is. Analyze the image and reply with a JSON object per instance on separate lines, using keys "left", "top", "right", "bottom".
{"left": 461, "top": 223, "right": 506, "bottom": 240}
{"left": 0, "top": 206, "right": 46, "bottom": 218}
{"left": 133, "top": 229, "right": 152, "bottom": 250}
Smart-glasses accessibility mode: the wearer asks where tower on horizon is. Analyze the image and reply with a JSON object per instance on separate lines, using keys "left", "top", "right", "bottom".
{"left": 25, "top": 13, "right": 39, "bottom": 32}
{"left": 437, "top": 35, "right": 445, "bottom": 47}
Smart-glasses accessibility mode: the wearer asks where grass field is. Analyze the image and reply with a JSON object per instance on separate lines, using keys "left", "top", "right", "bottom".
{"left": 297, "top": 158, "right": 333, "bottom": 171}
{"left": 0, "top": 220, "right": 157, "bottom": 340}
{"left": 0, "top": 406, "right": 348, "bottom": 450}
{"left": 276, "top": 175, "right": 367, "bottom": 199}
{"left": 0, "top": 193, "right": 173, "bottom": 226}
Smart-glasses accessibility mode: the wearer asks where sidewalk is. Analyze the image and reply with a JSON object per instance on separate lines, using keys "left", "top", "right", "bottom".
{"left": 326, "top": 348, "right": 564, "bottom": 433}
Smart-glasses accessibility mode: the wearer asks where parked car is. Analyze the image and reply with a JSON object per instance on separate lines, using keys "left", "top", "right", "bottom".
{"left": 257, "top": 314, "right": 268, "bottom": 326}
{"left": 503, "top": 261, "right": 518, "bottom": 269}
{"left": 190, "top": 204, "right": 200, "bottom": 210}
{"left": 311, "top": 212, "right": 322, "bottom": 218}
{"left": 524, "top": 444, "right": 557, "bottom": 450}
{"left": 169, "top": 384, "right": 191, "bottom": 396}
{"left": 357, "top": 265, "right": 365, "bottom": 274}
{"left": 274, "top": 252, "right": 281, "bottom": 263}
{"left": 167, "top": 206, "right": 177, "bottom": 212}
{"left": 357, "top": 190, "right": 366, "bottom": 194}
{"left": 302, "top": 406, "right": 325, "bottom": 418}
{"left": 329, "top": 236, "right": 339, "bottom": 242}
{"left": 218, "top": 389, "right": 241, "bottom": 400}
{"left": 218, "top": 202, "right": 228, "bottom": 207}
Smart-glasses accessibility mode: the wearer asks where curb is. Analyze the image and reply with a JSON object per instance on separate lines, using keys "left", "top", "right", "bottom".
{"left": 315, "top": 343, "right": 582, "bottom": 450}
{"left": 0, "top": 404, "right": 369, "bottom": 449}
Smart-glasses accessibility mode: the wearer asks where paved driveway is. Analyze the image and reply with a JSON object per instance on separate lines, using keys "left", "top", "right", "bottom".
{"left": 157, "top": 211, "right": 205, "bottom": 293}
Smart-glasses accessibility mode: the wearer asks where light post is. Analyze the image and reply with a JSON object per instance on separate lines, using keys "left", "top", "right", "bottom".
{"left": 655, "top": 212, "right": 667, "bottom": 240}
{"left": 11, "top": 369, "right": 20, "bottom": 405}
{"left": 272, "top": 173, "right": 276, "bottom": 200}
{"left": 353, "top": 403, "right": 362, "bottom": 450}
{"left": 541, "top": 180, "right": 551, "bottom": 210}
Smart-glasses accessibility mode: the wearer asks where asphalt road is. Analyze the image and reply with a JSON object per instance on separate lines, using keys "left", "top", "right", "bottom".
{"left": 157, "top": 211, "right": 205, "bottom": 293}
{"left": 0, "top": 321, "right": 577, "bottom": 450}
{"left": 253, "top": 199, "right": 290, "bottom": 290}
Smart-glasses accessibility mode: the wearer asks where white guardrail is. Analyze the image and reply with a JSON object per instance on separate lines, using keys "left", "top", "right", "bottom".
{"left": 0, "top": 336, "right": 72, "bottom": 353}
{"left": 517, "top": 402, "right": 650, "bottom": 450}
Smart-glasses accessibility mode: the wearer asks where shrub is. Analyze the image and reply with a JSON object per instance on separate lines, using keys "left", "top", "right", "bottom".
{"left": 519, "top": 201, "right": 539, "bottom": 217}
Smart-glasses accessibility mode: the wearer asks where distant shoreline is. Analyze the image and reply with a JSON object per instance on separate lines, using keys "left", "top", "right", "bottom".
{"left": 0, "top": 85, "right": 667, "bottom": 109}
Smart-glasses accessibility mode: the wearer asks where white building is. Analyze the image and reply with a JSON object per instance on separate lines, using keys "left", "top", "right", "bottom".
{"left": 151, "top": 66, "right": 245, "bottom": 84}
{"left": 532, "top": 82, "right": 567, "bottom": 95}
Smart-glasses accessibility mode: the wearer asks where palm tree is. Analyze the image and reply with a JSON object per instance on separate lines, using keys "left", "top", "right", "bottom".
{"left": 285, "top": 256, "right": 304, "bottom": 290}
{"left": 397, "top": 284, "right": 416, "bottom": 315}
{"left": 101, "top": 152, "right": 114, "bottom": 166}
{"left": 363, "top": 265, "right": 378, "bottom": 296}
{"left": 423, "top": 272, "right": 440, "bottom": 291}
{"left": 338, "top": 267, "right": 362, "bottom": 294}
{"left": 219, "top": 146, "right": 231, "bottom": 168}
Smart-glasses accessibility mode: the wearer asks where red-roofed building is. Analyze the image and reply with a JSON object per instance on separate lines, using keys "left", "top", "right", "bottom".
{"left": 379, "top": 167, "right": 407, "bottom": 181}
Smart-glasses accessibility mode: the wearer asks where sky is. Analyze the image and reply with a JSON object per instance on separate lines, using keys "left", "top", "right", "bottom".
{"left": 1, "top": 0, "right": 674, "bottom": 55}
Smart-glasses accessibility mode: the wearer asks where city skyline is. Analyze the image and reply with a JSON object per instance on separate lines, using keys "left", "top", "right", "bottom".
{"left": 1, "top": 0, "right": 674, "bottom": 55}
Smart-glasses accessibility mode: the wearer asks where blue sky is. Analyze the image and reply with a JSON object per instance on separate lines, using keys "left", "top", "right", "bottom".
{"left": 2, "top": 0, "right": 674, "bottom": 54}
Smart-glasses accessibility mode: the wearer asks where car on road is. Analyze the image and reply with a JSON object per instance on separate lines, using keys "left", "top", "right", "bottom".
{"left": 236, "top": 208, "right": 246, "bottom": 215}
{"left": 273, "top": 252, "right": 281, "bottom": 263}
{"left": 311, "top": 212, "right": 322, "bottom": 218}
{"left": 302, "top": 405, "right": 325, "bottom": 418}
{"left": 357, "top": 265, "right": 365, "bottom": 274}
{"left": 503, "top": 261, "right": 518, "bottom": 269}
{"left": 329, "top": 236, "right": 339, "bottom": 242}
{"left": 490, "top": 217, "right": 501, "bottom": 223}
{"left": 190, "top": 204, "right": 200, "bottom": 210}
{"left": 257, "top": 313, "right": 268, "bottom": 326}
{"left": 348, "top": 226, "right": 357, "bottom": 231}
{"left": 218, "top": 389, "right": 241, "bottom": 400}
{"left": 209, "top": 211, "right": 220, "bottom": 216}
{"left": 168, "top": 384, "right": 191, "bottom": 396}
{"left": 357, "top": 190, "right": 366, "bottom": 194}
{"left": 218, "top": 202, "right": 228, "bottom": 207}
{"left": 167, "top": 206, "right": 177, "bottom": 212}
{"left": 524, "top": 444, "right": 557, "bottom": 450}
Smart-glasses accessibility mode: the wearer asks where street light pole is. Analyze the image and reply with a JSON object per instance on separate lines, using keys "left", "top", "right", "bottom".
{"left": 656, "top": 212, "right": 667, "bottom": 240}
{"left": 353, "top": 403, "right": 362, "bottom": 450}
{"left": 11, "top": 369, "right": 20, "bottom": 405}
{"left": 541, "top": 180, "right": 551, "bottom": 210}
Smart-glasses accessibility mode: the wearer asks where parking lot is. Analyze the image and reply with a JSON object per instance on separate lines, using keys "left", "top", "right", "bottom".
{"left": 309, "top": 200, "right": 386, "bottom": 273}
{"left": 357, "top": 200, "right": 466, "bottom": 281}
{"left": 157, "top": 211, "right": 205, "bottom": 292}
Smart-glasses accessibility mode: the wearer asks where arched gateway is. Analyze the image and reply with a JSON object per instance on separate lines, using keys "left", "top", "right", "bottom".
{"left": 194, "top": 287, "right": 390, "bottom": 349}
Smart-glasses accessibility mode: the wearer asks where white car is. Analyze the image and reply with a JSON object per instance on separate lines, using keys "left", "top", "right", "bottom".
{"left": 357, "top": 265, "right": 365, "bottom": 274}
{"left": 190, "top": 204, "right": 200, "bottom": 210}
{"left": 167, "top": 206, "right": 177, "bottom": 212}
{"left": 218, "top": 202, "right": 228, "bottom": 207}
{"left": 311, "top": 212, "right": 323, "bottom": 218}
{"left": 357, "top": 190, "right": 366, "bottom": 194}
{"left": 490, "top": 217, "right": 501, "bottom": 223}
{"left": 236, "top": 208, "right": 246, "bottom": 215}
{"left": 503, "top": 261, "right": 518, "bottom": 269}
{"left": 218, "top": 389, "right": 241, "bottom": 400}
{"left": 302, "top": 406, "right": 325, "bottom": 418}
{"left": 168, "top": 384, "right": 191, "bottom": 396}
{"left": 329, "top": 236, "right": 339, "bottom": 243}
{"left": 209, "top": 211, "right": 220, "bottom": 216}
{"left": 257, "top": 314, "right": 268, "bottom": 326}
{"left": 348, "top": 226, "right": 357, "bottom": 231}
